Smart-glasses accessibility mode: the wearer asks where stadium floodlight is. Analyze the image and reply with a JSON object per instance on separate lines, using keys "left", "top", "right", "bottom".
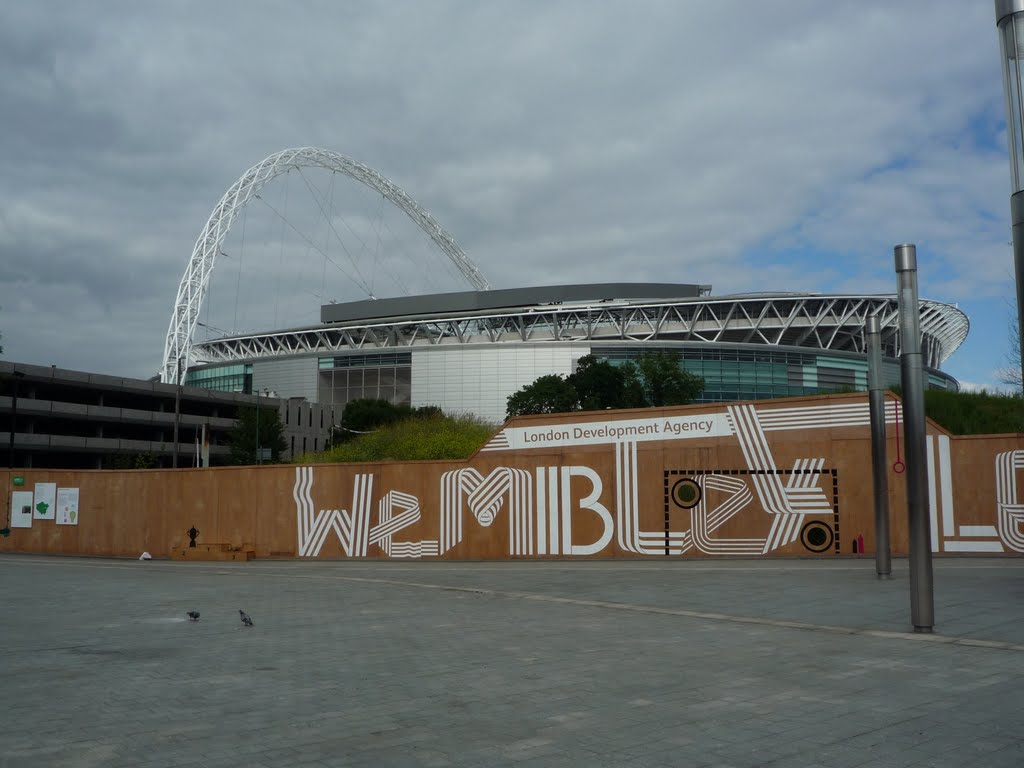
{"left": 995, "top": 0, "right": 1024, "bottom": 389}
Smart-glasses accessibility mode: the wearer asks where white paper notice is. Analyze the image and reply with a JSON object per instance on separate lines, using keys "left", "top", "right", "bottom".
{"left": 11, "top": 491, "right": 33, "bottom": 528}
{"left": 34, "top": 482, "right": 57, "bottom": 520}
{"left": 56, "top": 487, "right": 80, "bottom": 526}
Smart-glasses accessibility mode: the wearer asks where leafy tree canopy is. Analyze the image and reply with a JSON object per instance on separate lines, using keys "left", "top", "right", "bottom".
{"left": 506, "top": 353, "right": 705, "bottom": 418}
{"left": 569, "top": 355, "right": 630, "bottom": 411}
{"left": 506, "top": 375, "right": 579, "bottom": 418}
{"left": 228, "top": 406, "right": 287, "bottom": 465}
{"left": 632, "top": 351, "right": 705, "bottom": 406}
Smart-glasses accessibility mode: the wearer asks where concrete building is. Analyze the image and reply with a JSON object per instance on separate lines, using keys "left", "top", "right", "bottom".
{"left": 0, "top": 361, "right": 333, "bottom": 469}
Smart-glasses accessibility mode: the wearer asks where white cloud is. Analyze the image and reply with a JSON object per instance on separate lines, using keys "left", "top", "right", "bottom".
{"left": 0, "top": 0, "right": 1016, "bottom": 382}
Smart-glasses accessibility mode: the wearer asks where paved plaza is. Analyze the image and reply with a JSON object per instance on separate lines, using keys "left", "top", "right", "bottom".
{"left": 1, "top": 555, "right": 1022, "bottom": 768}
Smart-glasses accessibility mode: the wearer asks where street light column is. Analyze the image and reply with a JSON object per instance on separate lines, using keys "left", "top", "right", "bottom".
{"left": 172, "top": 358, "right": 182, "bottom": 469}
{"left": 7, "top": 369, "right": 24, "bottom": 469}
{"left": 994, "top": 0, "right": 1024, "bottom": 389}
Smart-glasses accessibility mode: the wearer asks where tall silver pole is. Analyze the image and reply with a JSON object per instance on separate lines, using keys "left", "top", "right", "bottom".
{"left": 894, "top": 244, "right": 934, "bottom": 633}
{"left": 1011, "top": 193, "right": 1024, "bottom": 390}
{"left": 7, "top": 368, "right": 20, "bottom": 469}
{"left": 172, "top": 359, "right": 181, "bottom": 469}
{"left": 866, "top": 315, "right": 891, "bottom": 579}
{"left": 255, "top": 388, "right": 261, "bottom": 466}
{"left": 995, "top": 1, "right": 1024, "bottom": 391}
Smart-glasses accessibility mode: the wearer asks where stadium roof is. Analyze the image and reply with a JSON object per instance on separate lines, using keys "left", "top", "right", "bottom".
{"left": 321, "top": 283, "right": 713, "bottom": 324}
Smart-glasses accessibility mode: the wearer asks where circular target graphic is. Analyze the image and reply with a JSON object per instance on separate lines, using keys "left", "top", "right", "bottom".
{"left": 800, "top": 520, "right": 834, "bottom": 553}
{"left": 671, "top": 478, "right": 702, "bottom": 509}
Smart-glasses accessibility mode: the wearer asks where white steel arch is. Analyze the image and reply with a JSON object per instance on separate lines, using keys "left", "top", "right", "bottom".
{"left": 161, "top": 147, "right": 489, "bottom": 383}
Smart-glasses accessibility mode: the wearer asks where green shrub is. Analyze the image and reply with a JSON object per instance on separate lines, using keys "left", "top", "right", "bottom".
{"left": 923, "top": 389, "right": 1024, "bottom": 435}
{"left": 298, "top": 413, "right": 498, "bottom": 463}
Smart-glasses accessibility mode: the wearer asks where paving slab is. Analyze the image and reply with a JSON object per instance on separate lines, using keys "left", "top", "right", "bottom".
{"left": 0, "top": 555, "right": 1021, "bottom": 767}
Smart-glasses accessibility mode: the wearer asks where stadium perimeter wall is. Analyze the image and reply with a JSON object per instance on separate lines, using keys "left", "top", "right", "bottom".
{"left": 2, "top": 393, "right": 1022, "bottom": 560}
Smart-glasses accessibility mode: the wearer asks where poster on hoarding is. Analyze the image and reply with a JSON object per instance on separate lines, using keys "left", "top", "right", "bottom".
{"left": 33, "top": 482, "right": 56, "bottom": 520}
{"left": 11, "top": 491, "right": 33, "bottom": 528}
{"left": 56, "top": 487, "right": 80, "bottom": 526}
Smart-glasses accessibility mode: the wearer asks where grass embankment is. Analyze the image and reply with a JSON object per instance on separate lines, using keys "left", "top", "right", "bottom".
{"left": 296, "top": 389, "right": 1023, "bottom": 466}
{"left": 924, "top": 389, "right": 1024, "bottom": 435}
{"left": 298, "top": 413, "right": 498, "bottom": 463}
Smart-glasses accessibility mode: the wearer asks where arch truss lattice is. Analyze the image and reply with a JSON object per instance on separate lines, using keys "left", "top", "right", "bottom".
{"left": 161, "top": 147, "right": 489, "bottom": 383}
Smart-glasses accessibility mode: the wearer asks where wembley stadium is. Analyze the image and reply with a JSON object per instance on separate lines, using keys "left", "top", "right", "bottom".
{"left": 161, "top": 148, "right": 969, "bottom": 423}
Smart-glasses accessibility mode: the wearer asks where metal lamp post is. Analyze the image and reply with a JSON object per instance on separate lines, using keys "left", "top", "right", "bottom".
{"left": 255, "top": 388, "right": 261, "bottom": 466}
{"left": 3, "top": 369, "right": 26, "bottom": 537}
{"left": 995, "top": 0, "right": 1024, "bottom": 390}
{"left": 7, "top": 369, "right": 25, "bottom": 469}
{"left": 865, "top": 316, "right": 892, "bottom": 579}
{"left": 172, "top": 358, "right": 182, "bottom": 469}
{"left": 895, "top": 244, "right": 935, "bottom": 633}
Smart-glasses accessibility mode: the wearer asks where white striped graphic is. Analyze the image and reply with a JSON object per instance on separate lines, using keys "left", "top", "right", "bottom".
{"left": 389, "top": 541, "right": 440, "bottom": 558}
{"left": 293, "top": 467, "right": 374, "bottom": 558}
{"left": 371, "top": 490, "right": 422, "bottom": 556}
{"left": 927, "top": 433, "right": 1007, "bottom": 554}
{"left": 440, "top": 467, "right": 534, "bottom": 555}
{"left": 944, "top": 541, "right": 1005, "bottom": 553}
{"left": 754, "top": 401, "right": 902, "bottom": 432}
{"left": 996, "top": 450, "right": 1024, "bottom": 553}
{"left": 616, "top": 441, "right": 693, "bottom": 555}
{"left": 689, "top": 474, "right": 760, "bottom": 554}
{"left": 938, "top": 435, "right": 954, "bottom": 540}
{"left": 480, "top": 431, "right": 511, "bottom": 452}
{"left": 293, "top": 466, "right": 315, "bottom": 557}
{"left": 926, "top": 436, "right": 940, "bottom": 552}
{"left": 728, "top": 405, "right": 833, "bottom": 554}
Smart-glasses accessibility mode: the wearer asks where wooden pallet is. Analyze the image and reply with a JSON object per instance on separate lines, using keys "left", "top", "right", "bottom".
{"left": 170, "top": 543, "right": 255, "bottom": 562}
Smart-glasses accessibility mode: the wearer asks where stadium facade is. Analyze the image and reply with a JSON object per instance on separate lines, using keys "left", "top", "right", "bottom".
{"left": 182, "top": 282, "right": 969, "bottom": 424}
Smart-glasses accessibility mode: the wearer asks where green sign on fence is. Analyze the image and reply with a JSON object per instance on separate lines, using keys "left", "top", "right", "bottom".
{"left": 12, "top": 476, "right": 24, "bottom": 486}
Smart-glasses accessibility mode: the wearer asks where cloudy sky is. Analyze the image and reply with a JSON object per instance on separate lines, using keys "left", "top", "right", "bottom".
{"left": 0, "top": 1, "right": 1017, "bottom": 389}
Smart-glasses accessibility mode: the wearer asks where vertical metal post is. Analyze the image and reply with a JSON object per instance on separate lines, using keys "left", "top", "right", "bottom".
{"left": 1011, "top": 193, "right": 1024, "bottom": 390}
{"left": 894, "top": 244, "right": 935, "bottom": 633}
{"left": 172, "top": 359, "right": 182, "bottom": 469}
{"left": 866, "top": 315, "right": 892, "bottom": 579}
{"left": 255, "top": 388, "right": 261, "bottom": 466}
{"left": 7, "top": 368, "right": 19, "bottom": 469}
{"left": 994, "top": 1, "right": 1024, "bottom": 390}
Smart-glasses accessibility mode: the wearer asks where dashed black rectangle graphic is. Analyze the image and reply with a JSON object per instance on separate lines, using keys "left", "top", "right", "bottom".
{"left": 663, "top": 469, "right": 841, "bottom": 555}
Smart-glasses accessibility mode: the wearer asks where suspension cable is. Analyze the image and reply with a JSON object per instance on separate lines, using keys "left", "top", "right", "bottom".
{"left": 295, "top": 167, "right": 374, "bottom": 294}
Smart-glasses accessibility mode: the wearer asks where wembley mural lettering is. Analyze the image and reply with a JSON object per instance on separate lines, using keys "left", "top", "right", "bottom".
{"left": 3, "top": 392, "right": 1020, "bottom": 561}
{"left": 293, "top": 399, "right": 1024, "bottom": 559}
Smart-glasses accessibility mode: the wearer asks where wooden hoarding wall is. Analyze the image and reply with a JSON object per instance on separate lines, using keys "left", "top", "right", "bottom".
{"left": 2, "top": 393, "right": 1022, "bottom": 560}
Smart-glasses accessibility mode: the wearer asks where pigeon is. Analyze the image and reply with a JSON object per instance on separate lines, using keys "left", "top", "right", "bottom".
{"left": 239, "top": 609, "right": 254, "bottom": 627}
{"left": 187, "top": 611, "right": 200, "bottom": 622}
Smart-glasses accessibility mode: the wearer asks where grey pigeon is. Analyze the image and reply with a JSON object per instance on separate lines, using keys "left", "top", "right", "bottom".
{"left": 187, "top": 611, "right": 200, "bottom": 622}
{"left": 239, "top": 609, "right": 254, "bottom": 627}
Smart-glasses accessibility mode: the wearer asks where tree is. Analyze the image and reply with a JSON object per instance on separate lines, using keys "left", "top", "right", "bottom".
{"left": 506, "top": 375, "right": 578, "bottom": 417}
{"left": 107, "top": 452, "right": 159, "bottom": 470}
{"left": 568, "top": 355, "right": 629, "bottom": 410}
{"left": 997, "top": 311, "right": 1022, "bottom": 392}
{"left": 631, "top": 351, "right": 705, "bottom": 406}
{"left": 505, "top": 352, "right": 706, "bottom": 418}
{"left": 228, "top": 406, "right": 287, "bottom": 465}
{"left": 619, "top": 362, "right": 651, "bottom": 408}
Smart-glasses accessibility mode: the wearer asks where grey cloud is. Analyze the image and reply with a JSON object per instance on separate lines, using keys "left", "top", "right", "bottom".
{"left": 0, "top": 0, "right": 1014, "bottom": 383}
